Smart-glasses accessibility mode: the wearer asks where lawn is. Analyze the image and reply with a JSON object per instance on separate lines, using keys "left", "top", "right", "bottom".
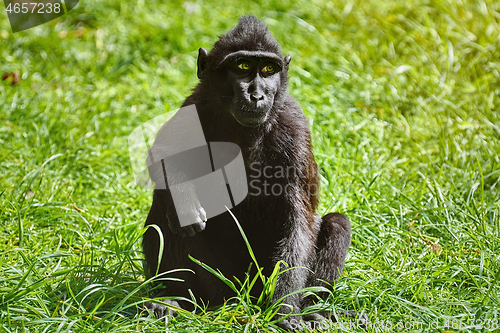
{"left": 1, "top": 0, "right": 499, "bottom": 332}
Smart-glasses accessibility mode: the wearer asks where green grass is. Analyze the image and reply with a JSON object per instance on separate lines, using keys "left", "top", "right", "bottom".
{"left": 1, "top": 0, "right": 499, "bottom": 331}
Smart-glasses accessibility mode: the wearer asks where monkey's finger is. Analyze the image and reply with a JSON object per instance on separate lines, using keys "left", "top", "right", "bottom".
{"left": 193, "top": 221, "right": 206, "bottom": 233}
{"left": 144, "top": 301, "right": 168, "bottom": 318}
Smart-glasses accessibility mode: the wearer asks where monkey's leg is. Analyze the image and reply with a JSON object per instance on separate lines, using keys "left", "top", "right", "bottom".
{"left": 302, "top": 213, "right": 351, "bottom": 321}
{"left": 271, "top": 212, "right": 319, "bottom": 332}
{"left": 310, "top": 213, "right": 351, "bottom": 284}
{"left": 142, "top": 189, "right": 200, "bottom": 318}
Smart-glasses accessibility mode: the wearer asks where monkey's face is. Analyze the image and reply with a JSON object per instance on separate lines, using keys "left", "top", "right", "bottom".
{"left": 220, "top": 52, "right": 285, "bottom": 127}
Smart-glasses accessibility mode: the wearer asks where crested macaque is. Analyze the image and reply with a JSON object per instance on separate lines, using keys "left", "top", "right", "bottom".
{"left": 143, "top": 15, "right": 351, "bottom": 331}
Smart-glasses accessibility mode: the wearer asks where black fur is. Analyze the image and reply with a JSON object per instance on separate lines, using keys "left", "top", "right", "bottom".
{"left": 143, "top": 15, "right": 351, "bottom": 331}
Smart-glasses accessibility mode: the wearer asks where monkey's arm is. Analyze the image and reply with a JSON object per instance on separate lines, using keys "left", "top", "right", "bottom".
{"left": 148, "top": 109, "right": 210, "bottom": 237}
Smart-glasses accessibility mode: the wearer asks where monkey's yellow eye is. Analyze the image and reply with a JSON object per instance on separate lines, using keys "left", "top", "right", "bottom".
{"left": 238, "top": 62, "right": 251, "bottom": 71}
{"left": 262, "top": 65, "right": 274, "bottom": 73}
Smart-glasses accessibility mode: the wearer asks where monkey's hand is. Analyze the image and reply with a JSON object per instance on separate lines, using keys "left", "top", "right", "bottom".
{"left": 166, "top": 187, "right": 207, "bottom": 237}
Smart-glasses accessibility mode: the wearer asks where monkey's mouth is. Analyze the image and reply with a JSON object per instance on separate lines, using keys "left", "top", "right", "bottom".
{"left": 240, "top": 102, "right": 270, "bottom": 114}
{"left": 225, "top": 95, "right": 272, "bottom": 127}
{"left": 231, "top": 105, "right": 270, "bottom": 127}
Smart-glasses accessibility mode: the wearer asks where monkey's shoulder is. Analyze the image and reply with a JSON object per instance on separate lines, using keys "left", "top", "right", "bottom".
{"left": 273, "top": 94, "right": 311, "bottom": 134}
{"left": 263, "top": 94, "right": 312, "bottom": 152}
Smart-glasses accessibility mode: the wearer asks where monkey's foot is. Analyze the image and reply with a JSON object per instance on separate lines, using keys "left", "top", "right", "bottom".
{"left": 275, "top": 318, "right": 304, "bottom": 332}
{"left": 144, "top": 299, "right": 181, "bottom": 318}
{"left": 302, "top": 310, "right": 368, "bottom": 330}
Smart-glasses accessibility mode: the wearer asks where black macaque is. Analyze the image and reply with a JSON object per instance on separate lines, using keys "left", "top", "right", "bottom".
{"left": 142, "top": 15, "right": 352, "bottom": 331}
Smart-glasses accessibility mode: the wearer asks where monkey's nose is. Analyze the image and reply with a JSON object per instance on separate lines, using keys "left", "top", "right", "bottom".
{"left": 250, "top": 94, "right": 264, "bottom": 102}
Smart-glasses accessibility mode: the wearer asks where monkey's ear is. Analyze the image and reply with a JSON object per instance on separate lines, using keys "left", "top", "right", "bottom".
{"left": 284, "top": 55, "right": 291, "bottom": 68}
{"left": 197, "top": 48, "right": 208, "bottom": 80}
